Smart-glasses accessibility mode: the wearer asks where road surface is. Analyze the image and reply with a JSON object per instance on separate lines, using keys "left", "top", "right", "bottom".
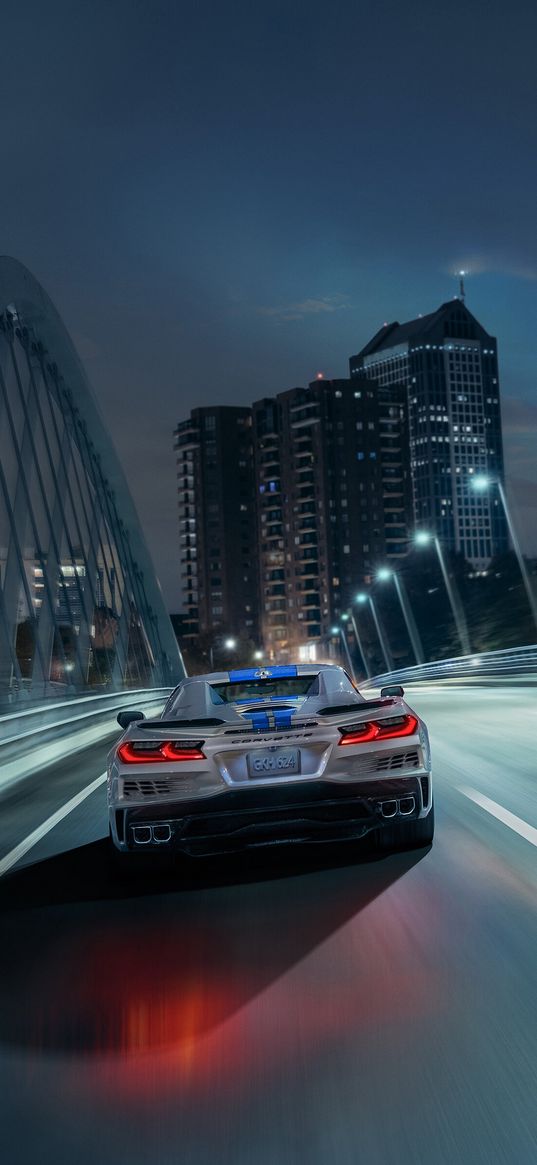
{"left": 1, "top": 684, "right": 537, "bottom": 1165}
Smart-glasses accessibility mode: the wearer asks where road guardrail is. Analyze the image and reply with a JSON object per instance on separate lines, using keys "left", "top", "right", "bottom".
{"left": 361, "top": 645, "right": 537, "bottom": 689}
{"left": 0, "top": 687, "right": 171, "bottom": 794}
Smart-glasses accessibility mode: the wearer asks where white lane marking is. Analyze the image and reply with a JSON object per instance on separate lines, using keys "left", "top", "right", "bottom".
{"left": 460, "top": 786, "right": 537, "bottom": 848}
{"left": 0, "top": 770, "right": 107, "bottom": 878}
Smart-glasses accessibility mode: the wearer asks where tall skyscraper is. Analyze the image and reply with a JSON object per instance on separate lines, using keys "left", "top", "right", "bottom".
{"left": 350, "top": 298, "right": 507, "bottom": 568}
{"left": 173, "top": 407, "right": 258, "bottom": 645}
{"left": 175, "top": 378, "right": 413, "bottom": 660}
{"left": 253, "top": 376, "right": 412, "bottom": 660}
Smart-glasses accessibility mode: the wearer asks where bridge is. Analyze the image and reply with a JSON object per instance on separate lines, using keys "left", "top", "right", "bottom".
{"left": 0, "top": 256, "right": 184, "bottom": 704}
{"left": 1, "top": 261, "right": 537, "bottom": 1164}
{"left": 1, "top": 656, "right": 536, "bottom": 1162}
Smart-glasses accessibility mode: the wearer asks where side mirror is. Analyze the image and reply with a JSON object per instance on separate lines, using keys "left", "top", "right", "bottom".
{"left": 380, "top": 685, "right": 404, "bottom": 698}
{"left": 117, "top": 709, "right": 146, "bottom": 729}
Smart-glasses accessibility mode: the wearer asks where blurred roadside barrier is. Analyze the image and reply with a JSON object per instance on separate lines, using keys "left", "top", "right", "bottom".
{"left": 362, "top": 645, "right": 537, "bottom": 689}
{"left": 0, "top": 688, "right": 170, "bottom": 794}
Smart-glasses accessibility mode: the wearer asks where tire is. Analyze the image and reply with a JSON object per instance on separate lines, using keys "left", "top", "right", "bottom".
{"left": 376, "top": 801, "right": 435, "bottom": 853}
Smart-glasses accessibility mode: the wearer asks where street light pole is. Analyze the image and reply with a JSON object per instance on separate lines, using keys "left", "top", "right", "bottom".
{"left": 369, "top": 595, "right": 393, "bottom": 673}
{"left": 355, "top": 593, "right": 393, "bottom": 673}
{"left": 393, "top": 572, "right": 425, "bottom": 665}
{"left": 377, "top": 568, "right": 424, "bottom": 665}
{"left": 415, "top": 531, "right": 471, "bottom": 656}
{"left": 472, "top": 476, "right": 537, "bottom": 632}
{"left": 349, "top": 611, "right": 371, "bottom": 679}
{"left": 497, "top": 480, "right": 537, "bottom": 630}
{"left": 433, "top": 535, "right": 471, "bottom": 656}
{"left": 331, "top": 623, "right": 356, "bottom": 681}
{"left": 209, "top": 635, "right": 237, "bottom": 672}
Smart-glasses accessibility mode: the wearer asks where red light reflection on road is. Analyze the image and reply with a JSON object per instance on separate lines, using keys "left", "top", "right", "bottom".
{"left": 0, "top": 848, "right": 446, "bottom": 1110}
{"left": 47, "top": 882, "right": 445, "bottom": 1106}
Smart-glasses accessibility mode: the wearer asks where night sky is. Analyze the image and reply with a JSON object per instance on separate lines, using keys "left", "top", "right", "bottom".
{"left": 2, "top": 0, "right": 537, "bottom": 607}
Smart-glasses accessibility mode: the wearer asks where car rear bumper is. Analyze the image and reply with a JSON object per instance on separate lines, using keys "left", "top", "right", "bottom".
{"left": 110, "top": 773, "right": 432, "bottom": 855}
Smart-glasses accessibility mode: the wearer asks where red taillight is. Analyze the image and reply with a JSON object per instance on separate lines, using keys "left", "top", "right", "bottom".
{"left": 338, "top": 715, "right": 418, "bottom": 746}
{"left": 160, "top": 742, "right": 206, "bottom": 761}
{"left": 117, "top": 740, "right": 206, "bottom": 764}
{"left": 338, "top": 722, "right": 379, "bottom": 744}
{"left": 375, "top": 715, "right": 418, "bottom": 740}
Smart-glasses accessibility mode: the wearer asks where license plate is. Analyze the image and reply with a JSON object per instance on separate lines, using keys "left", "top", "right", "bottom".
{"left": 247, "top": 748, "right": 300, "bottom": 777}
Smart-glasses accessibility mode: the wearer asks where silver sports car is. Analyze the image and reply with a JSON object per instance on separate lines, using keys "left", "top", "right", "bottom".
{"left": 108, "top": 664, "right": 433, "bottom": 863}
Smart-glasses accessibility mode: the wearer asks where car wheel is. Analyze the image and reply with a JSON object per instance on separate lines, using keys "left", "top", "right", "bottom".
{"left": 376, "top": 801, "right": 435, "bottom": 853}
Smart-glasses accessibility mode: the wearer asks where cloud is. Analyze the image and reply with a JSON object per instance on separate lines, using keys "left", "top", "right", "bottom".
{"left": 257, "top": 294, "right": 350, "bottom": 323}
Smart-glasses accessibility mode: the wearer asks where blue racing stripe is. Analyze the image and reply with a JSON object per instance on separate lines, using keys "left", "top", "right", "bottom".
{"left": 273, "top": 710, "right": 294, "bottom": 729}
{"left": 229, "top": 668, "right": 261, "bottom": 682}
{"left": 228, "top": 665, "right": 298, "bottom": 682}
{"left": 248, "top": 711, "right": 271, "bottom": 731}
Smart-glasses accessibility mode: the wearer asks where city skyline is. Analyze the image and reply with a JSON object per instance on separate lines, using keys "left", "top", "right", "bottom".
{"left": 2, "top": 2, "right": 537, "bottom": 605}
{"left": 174, "top": 295, "right": 516, "bottom": 659}
{"left": 164, "top": 279, "right": 535, "bottom": 604}
{"left": 108, "top": 279, "right": 537, "bottom": 607}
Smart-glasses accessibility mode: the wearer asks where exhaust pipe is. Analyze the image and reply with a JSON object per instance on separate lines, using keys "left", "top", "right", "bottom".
{"left": 133, "top": 825, "right": 152, "bottom": 845}
{"left": 380, "top": 800, "right": 398, "bottom": 819}
{"left": 152, "top": 824, "right": 172, "bottom": 844}
{"left": 378, "top": 797, "right": 416, "bottom": 820}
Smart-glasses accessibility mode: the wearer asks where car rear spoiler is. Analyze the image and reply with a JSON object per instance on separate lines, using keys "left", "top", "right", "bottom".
{"left": 317, "top": 697, "right": 398, "bottom": 716}
{"left": 299, "top": 668, "right": 366, "bottom": 717}
{"left": 159, "top": 679, "right": 245, "bottom": 725}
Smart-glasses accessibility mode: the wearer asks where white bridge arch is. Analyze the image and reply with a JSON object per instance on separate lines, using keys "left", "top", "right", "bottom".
{"left": 0, "top": 256, "right": 185, "bottom": 701}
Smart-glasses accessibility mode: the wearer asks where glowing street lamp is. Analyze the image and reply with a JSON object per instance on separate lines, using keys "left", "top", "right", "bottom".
{"left": 209, "top": 635, "right": 238, "bottom": 670}
{"left": 414, "top": 530, "right": 470, "bottom": 656}
{"left": 353, "top": 591, "right": 393, "bottom": 673}
{"left": 375, "top": 567, "right": 424, "bottom": 665}
{"left": 471, "top": 475, "right": 537, "bottom": 630}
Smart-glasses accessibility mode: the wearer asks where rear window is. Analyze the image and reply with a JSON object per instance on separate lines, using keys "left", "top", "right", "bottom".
{"left": 211, "top": 677, "right": 315, "bottom": 703}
